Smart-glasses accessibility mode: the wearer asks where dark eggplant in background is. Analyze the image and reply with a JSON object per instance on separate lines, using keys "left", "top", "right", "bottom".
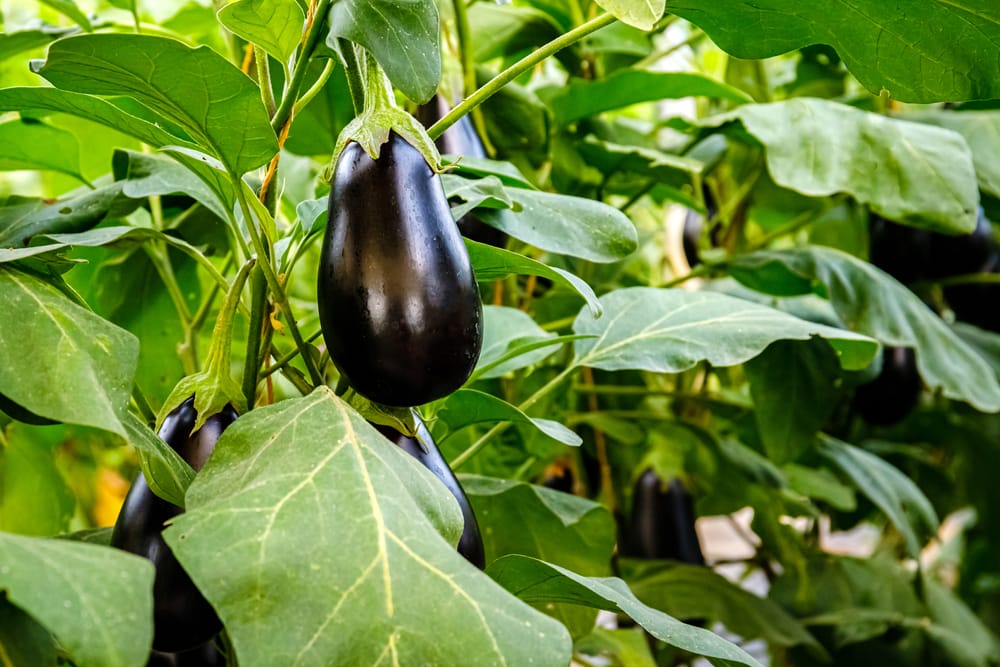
{"left": 620, "top": 468, "right": 705, "bottom": 565}
{"left": 851, "top": 347, "right": 923, "bottom": 427}
{"left": 0, "top": 391, "right": 57, "bottom": 426}
{"left": 318, "top": 132, "right": 483, "bottom": 407}
{"left": 148, "top": 640, "right": 226, "bottom": 667}
{"left": 112, "top": 398, "right": 237, "bottom": 653}
{"left": 376, "top": 418, "right": 485, "bottom": 569}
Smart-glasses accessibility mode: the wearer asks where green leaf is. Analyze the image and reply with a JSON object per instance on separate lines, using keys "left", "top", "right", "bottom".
{"left": 745, "top": 339, "right": 840, "bottom": 464}
{"left": 113, "top": 149, "right": 229, "bottom": 220}
{"left": 700, "top": 99, "right": 979, "bottom": 233}
{"left": 575, "top": 136, "right": 704, "bottom": 201}
{"left": 0, "top": 25, "right": 77, "bottom": 64}
{"left": 668, "top": 0, "right": 1000, "bottom": 103}
{"left": 922, "top": 573, "right": 1000, "bottom": 666}
{"left": 0, "top": 87, "right": 189, "bottom": 150}
{"left": 164, "top": 389, "right": 572, "bottom": 667}
{"left": 576, "top": 627, "right": 657, "bottom": 667}
{"left": 907, "top": 110, "right": 1000, "bottom": 199}
{"left": 0, "top": 267, "right": 138, "bottom": 437}
{"left": 547, "top": 70, "right": 751, "bottom": 124}
{"left": 818, "top": 436, "right": 938, "bottom": 559}
{"left": 729, "top": 246, "right": 1000, "bottom": 413}
{"left": 327, "top": 0, "right": 441, "bottom": 104}
{"left": 621, "top": 561, "right": 827, "bottom": 657}
{"left": 441, "top": 173, "right": 513, "bottom": 221}
{"left": 0, "top": 532, "right": 154, "bottom": 667}
{"left": 39, "top": 0, "right": 92, "bottom": 31}
{"left": 467, "top": 2, "right": 561, "bottom": 61}
{"left": 37, "top": 34, "right": 278, "bottom": 174}
{"left": 572, "top": 287, "right": 878, "bottom": 373}
{"left": 478, "top": 188, "right": 638, "bottom": 262}
{"left": 489, "top": 555, "right": 765, "bottom": 667}
{"left": 0, "top": 119, "right": 85, "bottom": 183}
{"left": 444, "top": 154, "right": 536, "bottom": 189}
{"left": 0, "top": 183, "right": 137, "bottom": 249}
{"left": 217, "top": 0, "right": 305, "bottom": 68}
{"left": 462, "top": 475, "right": 615, "bottom": 637}
{"left": 0, "top": 424, "right": 75, "bottom": 536}
{"left": 121, "top": 412, "right": 193, "bottom": 509}
{"left": 465, "top": 239, "right": 602, "bottom": 316}
{"left": 437, "top": 389, "right": 581, "bottom": 447}
{"left": 782, "top": 464, "right": 856, "bottom": 512}
{"left": 0, "top": 595, "right": 57, "bottom": 667}
{"left": 477, "top": 306, "right": 557, "bottom": 378}
{"left": 593, "top": 0, "right": 663, "bottom": 31}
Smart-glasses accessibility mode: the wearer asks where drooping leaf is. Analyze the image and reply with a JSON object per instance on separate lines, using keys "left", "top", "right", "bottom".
{"left": 572, "top": 287, "right": 878, "bottom": 373}
{"left": 489, "top": 555, "right": 765, "bottom": 667}
{"left": 547, "top": 70, "right": 752, "bottom": 124}
{"left": 0, "top": 119, "right": 85, "bottom": 183}
{"left": 698, "top": 99, "right": 979, "bottom": 232}
{"left": 465, "top": 239, "right": 601, "bottom": 316}
{"left": 0, "top": 532, "right": 154, "bottom": 667}
{"left": 38, "top": 0, "right": 92, "bottom": 31}
{"left": 441, "top": 173, "right": 513, "bottom": 221}
{"left": 0, "top": 87, "right": 190, "bottom": 150}
{"left": 37, "top": 34, "right": 278, "bottom": 174}
{"left": 476, "top": 306, "right": 557, "bottom": 378}
{"left": 113, "top": 149, "right": 229, "bottom": 220}
{"left": 745, "top": 338, "right": 840, "bottom": 464}
{"left": 0, "top": 25, "right": 78, "bottom": 64}
{"left": 462, "top": 475, "right": 615, "bottom": 636}
{"left": 818, "top": 437, "right": 938, "bottom": 559}
{"left": 121, "top": 412, "right": 193, "bottom": 509}
{"left": 217, "top": 0, "right": 305, "bottom": 69}
{"left": 729, "top": 246, "right": 1000, "bottom": 413}
{"left": 592, "top": 0, "right": 663, "bottom": 31}
{"left": 0, "top": 266, "right": 138, "bottom": 437}
{"left": 907, "top": 110, "right": 1000, "bottom": 199}
{"left": 477, "top": 188, "right": 638, "bottom": 262}
{"left": 436, "top": 389, "right": 582, "bottom": 447}
{"left": 0, "top": 183, "right": 138, "bottom": 249}
{"left": 668, "top": 0, "right": 1000, "bottom": 103}
{"left": 327, "top": 0, "right": 441, "bottom": 104}
{"left": 164, "top": 389, "right": 572, "bottom": 667}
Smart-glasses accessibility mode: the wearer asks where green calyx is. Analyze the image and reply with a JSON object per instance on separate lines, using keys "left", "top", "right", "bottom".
{"left": 325, "top": 44, "right": 442, "bottom": 180}
{"left": 342, "top": 387, "right": 419, "bottom": 437}
{"left": 157, "top": 259, "right": 256, "bottom": 432}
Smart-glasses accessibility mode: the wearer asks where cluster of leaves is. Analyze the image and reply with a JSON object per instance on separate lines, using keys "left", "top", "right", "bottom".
{"left": 1, "top": 0, "right": 1000, "bottom": 666}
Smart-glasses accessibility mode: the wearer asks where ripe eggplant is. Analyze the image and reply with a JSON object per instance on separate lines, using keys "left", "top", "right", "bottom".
{"left": 621, "top": 469, "right": 705, "bottom": 564}
{"left": 112, "top": 398, "right": 237, "bottom": 652}
{"left": 851, "top": 347, "right": 922, "bottom": 426}
{"left": 376, "top": 419, "right": 486, "bottom": 569}
{"left": 945, "top": 252, "right": 1000, "bottom": 333}
{"left": 318, "top": 132, "right": 483, "bottom": 406}
{"left": 925, "top": 208, "right": 995, "bottom": 280}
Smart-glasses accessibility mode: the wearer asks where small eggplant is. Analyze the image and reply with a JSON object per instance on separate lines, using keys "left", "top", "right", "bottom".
{"left": 376, "top": 419, "right": 486, "bottom": 569}
{"left": 318, "top": 132, "right": 483, "bottom": 406}
{"left": 621, "top": 469, "right": 704, "bottom": 564}
{"left": 112, "top": 398, "right": 237, "bottom": 652}
{"left": 851, "top": 347, "right": 922, "bottom": 426}
{"left": 148, "top": 639, "right": 226, "bottom": 667}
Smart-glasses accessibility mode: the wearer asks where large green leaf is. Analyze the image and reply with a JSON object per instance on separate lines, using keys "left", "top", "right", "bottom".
{"left": 327, "top": 0, "right": 441, "bottom": 104}
{"left": 699, "top": 99, "right": 979, "bottom": 233}
{"left": 0, "top": 532, "right": 153, "bottom": 667}
{"left": 907, "top": 110, "right": 1000, "bottom": 199}
{"left": 463, "top": 475, "right": 615, "bottom": 637}
{"left": 621, "top": 560, "right": 827, "bottom": 657}
{"left": 37, "top": 34, "right": 278, "bottom": 174}
{"left": 0, "top": 25, "right": 77, "bottom": 64}
{"left": 668, "top": 0, "right": 1000, "bottom": 103}
{"left": 217, "top": 0, "right": 305, "bottom": 68}
{"left": 0, "top": 183, "right": 138, "bottom": 249}
{"left": 437, "top": 389, "right": 582, "bottom": 447}
{"left": 477, "top": 305, "right": 557, "bottom": 378}
{"left": 0, "top": 87, "right": 189, "bottom": 150}
{"left": 572, "top": 287, "right": 878, "bottom": 373}
{"left": 729, "top": 246, "right": 1000, "bottom": 413}
{"left": 0, "top": 597, "right": 57, "bottom": 667}
{"left": 121, "top": 412, "right": 193, "bottom": 508}
{"left": 594, "top": 0, "right": 663, "bottom": 30}
{"left": 38, "top": 0, "right": 92, "bottom": 31}
{"left": 467, "top": 2, "right": 561, "bottom": 61}
{"left": 547, "top": 70, "right": 752, "bottom": 124}
{"left": 164, "top": 389, "right": 572, "bottom": 667}
{"left": 0, "top": 266, "right": 138, "bottom": 436}
{"left": 478, "top": 188, "right": 638, "bottom": 262}
{"left": 745, "top": 338, "right": 840, "bottom": 464}
{"left": 0, "top": 119, "right": 84, "bottom": 183}
{"left": 113, "top": 149, "right": 229, "bottom": 225}
{"left": 0, "top": 424, "right": 75, "bottom": 536}
{"left": 488, "top": 555, "right": 764, "bottom": 667}
{"left": 575, "top": 136, "right": 704, "bottom": 204}
{"left": 818, "top": 437, "right": 938, "bottom": 559}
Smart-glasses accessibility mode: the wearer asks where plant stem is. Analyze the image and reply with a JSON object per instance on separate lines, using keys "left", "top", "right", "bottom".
{"left": 242, "top": 265, "right": 268, "bottom": 409}
{"left": 293, "top": 58, "right": 334, "bottom": 116}
{"left": 255, "top": 45, "right": 277, "bottom": 116}
{"left": 427, "top": 12, "right": 617, "bottom": 140}
{"left": 338, "top": 38, "right": 365, "bottom": 115}
{"left": 270, "top": 0, "right": 334, "bottom": 133}
{"left": 261, "top": 329, "right": 324, "bottom": 379}
{"left": 451, "top": 365, "right": 578, "bottom": 469}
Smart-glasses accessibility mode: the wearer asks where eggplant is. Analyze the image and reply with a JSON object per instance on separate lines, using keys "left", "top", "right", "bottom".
{"left": 0, "top": 391, "right": 57, "bottom": 426}
{"left": 621, "top": 469, "right": 704, "bottom": 564}
{"left": 945, "top": 252, "right": 1000, "bottom": 333}
{"left": 112, "top": 398, "right": 237, "bottom": 652}
{"left": 376, "top": 419, "right": 486, "bottom": 569}
{"left": 851, "top": 347, "right": 922, "bottom": 426}
{"left": 540, "top": 462, "right": 574, "bottom": 494}
{"left": 318, "top": 132, "right": 483, "bottom": 406}
{"left": 925, "top": 208, "right": 995, "bottom": 280}
{"left": 148, "top": 640, "right": 225, "bottom": 667}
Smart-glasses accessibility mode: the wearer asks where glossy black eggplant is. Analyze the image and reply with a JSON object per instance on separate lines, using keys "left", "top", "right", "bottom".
{"left": 925, "top": 208, "right": 995, "bottom": 280}
{"left": 112, "top": 398, "right": 237, "bottom": 652}
{"left": 0, "top": 391, "right": 57, "bottom": 426}
{"left": 318, "top": 132, "right": 483, "bottom": 406}
{"left": 851, "top": 347, "right": 922, "bottom": 426}
{"left": 376, "top": 419, "right": 486, "bottom": 569}
{"left": 148, "top": 640, "right": 226, "bottom": 667}
{"left": 868, "top": 214, "right": 933, "bottom": 285}
{"left": 945, "top": 252, "right": 1000, "bottom": 333}
{"left": 621, "top": 469, "right": 704, "bottom": 564}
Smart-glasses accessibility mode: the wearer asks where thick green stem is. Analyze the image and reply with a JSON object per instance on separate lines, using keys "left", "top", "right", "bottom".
{"left": 203, "top": 260, "right": 255, "bottom": 379}
{"left": 271, "top": 0, "right": 334, "bottom": 133}
{"left": 451, "top": 365, "right": 578, "bottom": 469}
{"left": 293, "top": 58, "right": 335, "bottom": 116}
{"left": 428, "top": 12, "right": 616, "bottom": 140}
{"left": 255, "top": 45, "right": 277, "bottom": 116}
{"left": 338, "top": 38, "right": 365, "bottom": 115}
{"left": 241, "top": 265, "right": 268, "bottom": 409}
